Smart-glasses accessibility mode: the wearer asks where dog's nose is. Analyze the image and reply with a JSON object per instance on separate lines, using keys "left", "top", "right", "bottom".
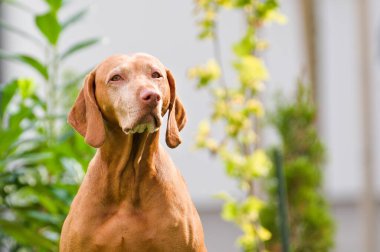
{"left": 140, "top": 89, "right": 161, "bottom": 106}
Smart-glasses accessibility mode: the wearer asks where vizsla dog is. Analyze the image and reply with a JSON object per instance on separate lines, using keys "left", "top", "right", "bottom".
{"left": 60, "top": 53, "right": 206, "bottom": 251}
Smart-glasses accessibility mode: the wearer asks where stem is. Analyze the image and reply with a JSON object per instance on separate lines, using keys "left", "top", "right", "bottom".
{"left": 274, "top": 149, "right": 290, "bottom": 252}
{"left": 204, "top": 2, "right": 278, "bottom": 251}
{"left": 212, "top": 21, "right": 228, "bottom": 89}
{"left": 46, "top": 45, "right": 60, "bottom": 143}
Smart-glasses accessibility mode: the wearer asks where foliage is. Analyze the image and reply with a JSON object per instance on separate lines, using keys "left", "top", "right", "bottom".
{"left": 260, "top": 82, "right": 335, "bottom": 252}
{"left": 0, "top": 0, "right": 100, "bottom": 250}
{"left": 190, "top": 0, "right": 285, "bottom": 251}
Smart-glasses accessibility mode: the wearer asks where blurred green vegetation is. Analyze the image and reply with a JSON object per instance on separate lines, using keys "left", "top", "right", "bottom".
{"left": 0, "top": 0, "right": 100, "bottom": 250}
{"left": 190, "top": 1, "right": 334, "bottom": 251}
{"left": 190, "top": 0, "right": 286, "bottom": 251}
{"left": 261, "top": 82, "right": 335, "bottom": 252}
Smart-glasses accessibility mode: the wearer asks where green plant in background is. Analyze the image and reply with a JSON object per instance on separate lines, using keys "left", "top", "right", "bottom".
{"left": 189, "top": 0, "right": 286, "bottom": 251}
{"left": 0, "top": 0, "right": 101, "bottom": 250}
{"left": 261, "top": 81, "right": 335, "bottom": 251}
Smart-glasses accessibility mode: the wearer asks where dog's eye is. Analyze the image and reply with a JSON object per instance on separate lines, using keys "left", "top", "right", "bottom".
{"left": 110, "top": 74, "right": 123, "bottom": 82}
{"left": 152, "top": 72, "right": 162, "bottom": 79}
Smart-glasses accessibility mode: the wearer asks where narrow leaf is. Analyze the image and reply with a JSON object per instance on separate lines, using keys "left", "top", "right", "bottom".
{"left": 0, "top": 79, "right": 18, "bottom": 119}
{"left": 43, "top": 0, "right": 62, "bottom": 12}
{"left": 35, "top": 12, "right": 61, "bottom": 45}
{"left": 61, "top": 38, "right": 101, "bottom": 60}
{"left": 1, "top": 0, "right": 35, "bottom": 13}
{"left": 0, "top": 50, "right": 48, "bottom": 79}
{"left": 0, "top": 20, "right": 43, "bottom": 47}
{"left": 61, "top": 8, "right": 88, "bottom": 31}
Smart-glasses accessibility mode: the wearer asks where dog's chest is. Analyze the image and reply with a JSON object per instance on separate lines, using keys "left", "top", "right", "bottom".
{"left": 86, "top": 205, "right": 193, "bottom": 251}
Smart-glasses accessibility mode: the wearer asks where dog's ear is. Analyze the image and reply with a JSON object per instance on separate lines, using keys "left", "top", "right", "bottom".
{"left": 68, "top": 71, "right": 105, "bottom": 148}
{"left": 165, "top": 69, "right": 187, "bottom": 148}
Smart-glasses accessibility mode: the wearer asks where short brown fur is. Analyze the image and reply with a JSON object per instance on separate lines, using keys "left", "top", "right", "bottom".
{"left": 60, "top": 54, "right": 206, "bottom": 252}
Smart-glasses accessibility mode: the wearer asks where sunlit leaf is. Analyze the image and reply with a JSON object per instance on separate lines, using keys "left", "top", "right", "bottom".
{"left": 234, "top": 55, "right": 269, "bottom": 89}
{"left": 188, "top": 59, "right": 221, "bottom": 88}
{"left": 245, "top": 149, "right": 271, "bottom": 177}
{"left": 264, "top": 10, "right": 287, "bottom": 24}
{"left": 17, "top": 78, "right": 36, "bottom": 99}
{"left": 256, "top": 0, "right": 279, "bottom": 19}
{"left": 43, "top": 0, "right": 62, "bottom": 12}
{"left": 221, "top": 201, "right": 239, "bottom": 221}
{"left": 233, "top": 27, "right": 255, "bottom": 56}
{"left": 35, "top": 12, "right": 61, "bottom": 45}
{"left": 231, "top": 0, "right": 251, "bottom": 7}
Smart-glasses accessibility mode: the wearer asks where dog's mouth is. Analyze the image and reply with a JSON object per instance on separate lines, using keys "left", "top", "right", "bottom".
{"left": 122, "top": 113, "right": 161, "bottom": 134}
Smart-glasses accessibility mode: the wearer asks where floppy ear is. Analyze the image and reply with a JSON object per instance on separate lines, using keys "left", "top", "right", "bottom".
{"left": 165, "top": 69, "right": 187, "bottom": 148}
{"left": 68, "top": 71, "right": 105, "bottom": 148}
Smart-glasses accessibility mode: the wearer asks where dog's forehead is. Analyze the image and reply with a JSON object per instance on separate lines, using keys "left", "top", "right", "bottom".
{"left": 96, "top": 54, "right": 165, "bottom": 77}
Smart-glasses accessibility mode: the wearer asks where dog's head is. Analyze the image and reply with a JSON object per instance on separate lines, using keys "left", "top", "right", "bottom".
{"left": 68, "top": 53, "right": 186, "bottom": 149}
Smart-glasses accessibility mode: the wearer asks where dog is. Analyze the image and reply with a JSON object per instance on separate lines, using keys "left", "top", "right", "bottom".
{"left": 59, "top": 53, "right": 206, "bottom": 251}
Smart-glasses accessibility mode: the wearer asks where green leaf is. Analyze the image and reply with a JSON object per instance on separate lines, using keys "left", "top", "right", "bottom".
{"left": 8, "top": 103, "right": 35, "bottom": 131}
{"left": 17, "top": 78, "right": 36, "bottom": 99}
{"left": 245, "top": 150, "right": 271, "bottom": 178}
{"left": 61, "top": 8, "right": 88, "bottom": 31}
{"left": 222, "top": 201, "right": 239, "bottom": 221}
{"left": 0, "top": 128, "right": 23, "bottom": 158}
{"left": 35, "top": 12, "right": 61, "bottom": 45}
{"left": 256, "top": 0, "right": 279, "bottom": 18}
{"left": 43, "top": 0, "right": 62, "bottom": 12}
{"left": 233, "top": 27, "right": 255, "bottom": 57}
{"left": 0, "top": 219, "right": 56, "bottom": 250}
{"left": 0, "top": 20, "right": 43, "bottom": 46}
{"left": 0, "top": 0, "right": 35, "bottom": 13}
{"left": 231, "top": 0, "right": 251, "bottom": 7}
{"left": 0, "top": 79, "right": 18, "bottom": 119}
{"left": 0, "top": 50, "right": 48, "bottom": 79}
{"left": 188, "top": 59, "right": 221, "bottom": 88}
{"left": 23, "top": 210, "right": 61, "bottom": 225}
{"left": 233, "top": 55, "right": 269, "bottom": 89}
{"left": 60, "top": 38, "right": 102, "bottom": 60}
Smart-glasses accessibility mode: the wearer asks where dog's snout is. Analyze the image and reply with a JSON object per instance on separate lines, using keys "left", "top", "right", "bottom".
{"left": 140, "top": 89, "right": 161, "bottom": 106}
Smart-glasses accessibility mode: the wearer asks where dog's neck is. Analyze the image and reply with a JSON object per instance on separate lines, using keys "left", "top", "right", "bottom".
{"left": 94, "top": 123, "right": 160, "bottom": 206}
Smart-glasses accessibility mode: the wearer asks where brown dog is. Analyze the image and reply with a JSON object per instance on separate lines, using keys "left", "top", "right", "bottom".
{"left": 60, "top": 53, "right": 206, "bottom": 251}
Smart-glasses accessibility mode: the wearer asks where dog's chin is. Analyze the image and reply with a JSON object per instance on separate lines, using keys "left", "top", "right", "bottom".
{"left": 122, "top": 113, "right": 161, "bottom": 135}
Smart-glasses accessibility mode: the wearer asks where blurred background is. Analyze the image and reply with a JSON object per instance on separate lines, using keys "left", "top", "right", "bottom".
{"left": 0, "top": 0, "right": 379, "bottom": 251}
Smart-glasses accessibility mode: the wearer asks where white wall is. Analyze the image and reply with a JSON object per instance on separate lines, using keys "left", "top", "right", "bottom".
{"left": 371, "top": 0, "right": 380, "bottom": 196}
{"left": 318, "top": 0, "right": 364, "bottom": 199}
{"left": 1, "top": 0, "right": 243, "bottom": 204}
{"left": 2, "top": 0, "right": 379, "bottom": 251}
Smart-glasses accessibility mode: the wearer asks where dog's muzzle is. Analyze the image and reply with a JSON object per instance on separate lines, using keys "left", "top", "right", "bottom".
{"left": 123, "top": 112, "right": 161, "bottom": 134}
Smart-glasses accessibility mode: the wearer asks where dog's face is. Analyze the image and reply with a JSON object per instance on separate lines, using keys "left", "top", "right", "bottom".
{"left": 95, "top": 54, "right": 170, "bottom": 134}
{"left": 68, "top": 53, "right": 186, "bottom": 149}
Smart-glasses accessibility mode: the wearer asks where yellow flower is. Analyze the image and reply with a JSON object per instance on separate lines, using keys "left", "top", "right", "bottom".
{"left": 265, "top": 10, "right": 288, "bottom": 25}
{"left": 188, "top": 59, "right": 221, "bottom": 88}
{"left": 246, "top": 99, "right": 264, "bottom": 117}
{"left": 234, "top": 56, "right": 269, "bottom": 88}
